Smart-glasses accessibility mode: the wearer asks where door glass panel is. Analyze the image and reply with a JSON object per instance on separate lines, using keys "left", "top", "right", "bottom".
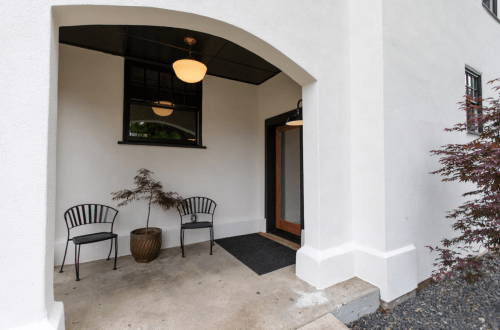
{"left": 280, "top": 127, "right": 301, "bottom": 224}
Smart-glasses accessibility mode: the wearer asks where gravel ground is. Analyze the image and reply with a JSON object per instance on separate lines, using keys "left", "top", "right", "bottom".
{"left": 348, "top": 255, "right": 500, "bottom": 330}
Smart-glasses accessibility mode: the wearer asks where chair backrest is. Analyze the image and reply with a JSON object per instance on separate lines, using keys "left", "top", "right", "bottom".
{"left": 177, "top": 197, "right": 217, "bottom": 217}
{"left": 64, "top": 204, "right": 119, "bottom": 230}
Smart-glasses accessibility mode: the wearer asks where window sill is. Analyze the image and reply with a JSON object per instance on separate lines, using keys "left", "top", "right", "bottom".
{"left": 118, "top": 141, "right": 207, "bottom": 149}
{"left": 467, "top": 131, "right": 481, "bottom": 136}
{"left": 483, "top": 4, "right": 500, "bottom": 23}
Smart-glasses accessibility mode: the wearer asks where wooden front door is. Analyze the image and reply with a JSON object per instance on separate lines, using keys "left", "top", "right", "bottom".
{"left": 275, "top": 125, "right": 301, "bottom": 236}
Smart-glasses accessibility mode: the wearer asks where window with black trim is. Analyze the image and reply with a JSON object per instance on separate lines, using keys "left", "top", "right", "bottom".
{"left": 121, "top": 60, "right": 204, "bottom": 148}
{"left": 483, "top": 0, "right": 498, "bottom": 17}
{"left": 465, "top": 68, "right": 483, "bottom": 133}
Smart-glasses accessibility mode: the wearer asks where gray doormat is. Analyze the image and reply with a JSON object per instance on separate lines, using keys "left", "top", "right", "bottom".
{"left": 215, "top": 233, "right": 296, "bottom": 275}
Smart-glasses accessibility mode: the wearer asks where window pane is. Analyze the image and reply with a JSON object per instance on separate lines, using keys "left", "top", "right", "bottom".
{"left": 173, "top": 92, "right": 185, "bottom": 106}
{"left": 173, "top": 75, "right": 185, "bottom": 93}
{"left": 130, "top": 84, "right": 144, "bottom": 101}
{"left": 125, "top": 60, "right": 202, "bottom": 147}
{"left": 131, "top": 67, "right": 144, "bottom": 85}
{"left": 465, "top": 69, "right": 482, "bottom": 132}
{"left": 159, "top": 89, "right": 172, "bottom": 103}
{"left": 145, "top": 69, "right": 158, "bottom": 87}
{"left": 129, "top": 104, "right": 197, "bottom": 142}
{"left": 186, "top": 83, "right": 198, "bottom": 94}
{"left": 160, "top": 72, "right": 172, "bottom": 89}
{"left": 145, "top": 86, "right": 159, "bottom": 102}
{"left": 185, "top": 93, "right": 198, "bottom": 108}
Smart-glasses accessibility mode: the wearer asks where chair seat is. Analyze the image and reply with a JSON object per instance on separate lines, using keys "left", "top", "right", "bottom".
{"left": 182, "top": 221, "right": 212, "bottom": 229}
{"left": 72, "top": 232, "right": 117, "bottom": 245}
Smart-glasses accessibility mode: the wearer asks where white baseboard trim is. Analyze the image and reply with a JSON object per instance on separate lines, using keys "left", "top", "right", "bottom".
{"left": 54, "top": 218, "right": 265, "bottom": 266}
{"left": 355, "top": 244, "right": 417, "bottom": 302}
{"left": 296, "top": 243, "right": 418, "bottom": 302}
{"left": 296, "top": 243, "right": 356, "bottom": 289}
{"left": 11, "top": 301, "right": 64, "bottom": 330}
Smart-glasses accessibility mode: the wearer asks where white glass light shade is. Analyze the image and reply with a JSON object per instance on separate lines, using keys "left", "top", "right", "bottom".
{"left": 286, "top": 119, "right": 303, "bottom": 126}
{"left": 286, "top": 112, "right": 303, "bottom": 126}
{"left": 173, "top": 58, "right": 207, "bottom": 83}
{"left": 152, "top": 101, "right": 174, "bottom": 117}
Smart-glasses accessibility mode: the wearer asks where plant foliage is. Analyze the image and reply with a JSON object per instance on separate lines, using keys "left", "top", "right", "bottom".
{"left": 429, "top": 78, "right": 500, "bottom": 283}
{"left": 111, "top": 168, "right": 183, "bottom": 234}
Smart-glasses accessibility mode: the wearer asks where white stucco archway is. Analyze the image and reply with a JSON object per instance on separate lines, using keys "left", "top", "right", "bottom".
{"left": 50, "top": 6, "right": 322, "bottom": 330}
{"left": 2, "top": 2, "right": 357, "bottom": 329}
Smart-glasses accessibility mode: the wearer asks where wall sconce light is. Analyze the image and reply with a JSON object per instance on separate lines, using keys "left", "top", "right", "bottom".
{"left": 286, "top": 99, "right": 303, "bottom": 126}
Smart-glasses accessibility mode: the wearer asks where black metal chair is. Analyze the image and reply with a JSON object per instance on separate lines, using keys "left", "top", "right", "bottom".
{"left": 59, "top": 204, "right": 119, "bottom": 281}
{"left": 177, "top": 197, "right": 217, "bottom": 257}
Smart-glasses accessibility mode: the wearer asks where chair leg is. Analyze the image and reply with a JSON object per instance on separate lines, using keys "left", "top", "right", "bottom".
{"left": 211, "top": 226, "right": 215, "bottom": 246}
{"left": 180, "top": 227, "right": 183, "bottom": 249}
{"left": 181, "top": 229, "right": 185, "bottom": 258}
{"left": 74, "top": 244, "right": 81, "bottom": 281}
{"left": 107, "top": 238, "right": 113, "bottom": 261}
{"left": 209, "top": 227, "right": 213, "bottom": 255}
{"left": 113, "top": 237, "right": 118, "bottom": 270}
{"left": 59, "top": 240, "right": 70, "bottom": 273}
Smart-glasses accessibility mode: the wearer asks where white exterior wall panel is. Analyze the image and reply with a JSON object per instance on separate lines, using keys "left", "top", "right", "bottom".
{"left": 382, "top": 0, "right": 500, "bottom": 285}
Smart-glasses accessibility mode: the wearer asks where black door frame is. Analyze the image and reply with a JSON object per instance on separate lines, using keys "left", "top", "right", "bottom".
{"left": 264, "top": 110, "right": 304, "bottom": 242}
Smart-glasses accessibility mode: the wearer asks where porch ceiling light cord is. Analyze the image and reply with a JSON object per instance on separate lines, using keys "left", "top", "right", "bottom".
{"left": 152, "top": 100, "right": 174, "bottom": 117}
{"left": 286, "top": 99, "right": 303, "bottom": 126}
{"left": 173, "top": 36, "right": 208, "bottom": 83}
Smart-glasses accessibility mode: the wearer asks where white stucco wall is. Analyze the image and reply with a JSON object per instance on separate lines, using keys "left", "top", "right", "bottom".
{"left": 382, "top": 0, "right": 500, "bottom": 285}
{"left": 350, "top": 0, "right": 500, "bottom": 301}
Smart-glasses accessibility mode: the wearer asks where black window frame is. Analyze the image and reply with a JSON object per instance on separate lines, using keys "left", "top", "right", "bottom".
{"left": 483, "top": 0, "right": 498, "bottom": 17}
{"left": 119, "top": 60, "right": 205, "bottom": 149}
{"left": 465, "top": 68, "right": 483, "bottom": 134}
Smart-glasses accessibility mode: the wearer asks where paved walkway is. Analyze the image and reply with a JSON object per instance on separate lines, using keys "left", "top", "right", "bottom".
{"left": 54, "top": 241, "right": 373, "bottom": 329}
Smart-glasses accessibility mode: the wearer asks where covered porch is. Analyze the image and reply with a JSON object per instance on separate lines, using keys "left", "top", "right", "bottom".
{"left": 54, "top": 241, "right": 378, "bottom": 330}
{"left": 54, "top": 25, "right": 305, "bottom": 268}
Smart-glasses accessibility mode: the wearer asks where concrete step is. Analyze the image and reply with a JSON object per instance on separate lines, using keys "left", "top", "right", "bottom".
{"left": 296, "top": 314, "right": 349, "bottom": 330}
{"left": 294, "top": 276, "right": 380, "bottom": 329}
{"left": 329, "top": 279, "right": 380, "bottom": 324}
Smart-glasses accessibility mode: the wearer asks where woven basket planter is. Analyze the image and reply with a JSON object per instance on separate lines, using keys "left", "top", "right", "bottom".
{"left": 130, "top": 227, "right": 162, "bottom": 263}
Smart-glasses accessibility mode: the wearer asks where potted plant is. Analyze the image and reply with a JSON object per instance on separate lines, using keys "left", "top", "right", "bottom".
{"left": 111, "top": 168, "right": 182, "bottom": 263}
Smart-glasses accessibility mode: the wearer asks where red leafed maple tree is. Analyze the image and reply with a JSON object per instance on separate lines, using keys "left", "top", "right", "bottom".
{"left": 429, "top": 78, "right": 500, "bottom": 283}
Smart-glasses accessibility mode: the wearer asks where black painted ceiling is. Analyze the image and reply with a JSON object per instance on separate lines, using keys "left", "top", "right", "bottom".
{"left": 59, "top": 25, "right": 281, "bottom": 85}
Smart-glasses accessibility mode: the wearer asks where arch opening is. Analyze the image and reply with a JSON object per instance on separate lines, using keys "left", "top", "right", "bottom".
{"left": 49, "top": 5, "right": 320, "bottom": 329}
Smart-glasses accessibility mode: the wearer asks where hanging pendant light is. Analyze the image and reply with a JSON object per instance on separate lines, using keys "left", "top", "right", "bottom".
{"left": 286, "top": 99, "right": 303, "bottom": 126}
{"left": 173, "top": 36, "right": 207, "bottom": 83}
{"left": 152, "top": 101, "right": 174, "bottom": 117}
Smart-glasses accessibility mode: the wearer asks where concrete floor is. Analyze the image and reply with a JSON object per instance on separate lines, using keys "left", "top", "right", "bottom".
{"left": 54, "top": 241, "right": 375, "bottom": 330}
